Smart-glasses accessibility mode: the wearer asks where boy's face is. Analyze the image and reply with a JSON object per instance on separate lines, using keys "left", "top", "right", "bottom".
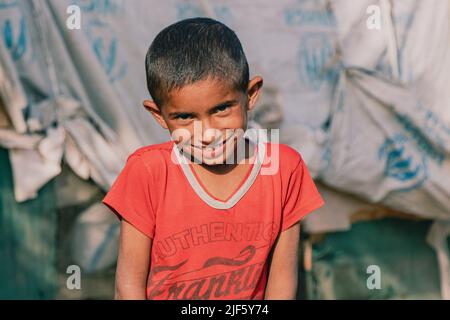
{"left": 143, "top": 76, "right": 263, "bottom": 166}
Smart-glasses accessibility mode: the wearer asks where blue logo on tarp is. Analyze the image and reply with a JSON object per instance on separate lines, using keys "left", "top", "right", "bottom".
{"left": 379, "top": 134, "right": 428, "bottom": 190}
{"left": 284, "top": 7, "right": 336, "bottom": 27}
{"left": 85, "top": 20, "right": 127, "bottom": 82}
{"left": 73, "top": 0, "right": 123, "bottom": 14}
{"left": 297, "top": 33, "right": 339, "bottom": 91}
{"left": 3, "top": 16, "right": 26, "bottom": 61}
{"left": 176, "top": 2, "right": 233, "bottom": 24}
{"left": 0, "top": 0, "right": 17, "bottom": 9}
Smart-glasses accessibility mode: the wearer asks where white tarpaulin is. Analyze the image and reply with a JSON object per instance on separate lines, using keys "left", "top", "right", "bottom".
{"left": 0, "top": 0, "right": 342, "bottom": 202}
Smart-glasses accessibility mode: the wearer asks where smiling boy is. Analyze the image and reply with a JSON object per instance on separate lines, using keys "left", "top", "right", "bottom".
{"left": 103, "top": 17, "right": 324, "bottom": 300}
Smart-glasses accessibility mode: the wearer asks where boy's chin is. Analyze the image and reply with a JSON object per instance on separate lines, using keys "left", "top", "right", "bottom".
{"left": 189, "top": 152, "right": 231, "bottom": 166}
{"left": 199, "top": 155, "right": 228, "bottom": 166}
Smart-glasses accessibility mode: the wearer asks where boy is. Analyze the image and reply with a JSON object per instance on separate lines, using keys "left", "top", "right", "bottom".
{"left": 103, "top": 17, "right": 324, "bottom": 300}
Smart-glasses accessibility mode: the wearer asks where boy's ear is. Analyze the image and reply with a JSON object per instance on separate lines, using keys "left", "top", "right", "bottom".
{"left": 143, "top": 100, "right": 168, "bottom": 129}
{"left": 246, "top": 76, "right": 263, "bottom": 112}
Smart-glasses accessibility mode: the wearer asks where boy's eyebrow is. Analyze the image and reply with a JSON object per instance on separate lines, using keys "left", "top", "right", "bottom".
{"left": 168, "top": 100, "right": 239, "bottom": 117}
{"left": 168, "top": 111, "right": 196, "bottom": 117}
{"left": 210, "top": 99, "right": 239, "bottom": 111}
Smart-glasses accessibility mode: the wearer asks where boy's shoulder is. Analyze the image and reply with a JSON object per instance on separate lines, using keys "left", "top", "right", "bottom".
{"left": 267, "top": 142, "right": 304, "bottom": 172}
{"left": 130, "top": 140, "right": 174, "bottom": 157}
{"left": 276, "top": 142, "right": 303, "bottom": 161}
{"left": 126, "top": 140, "right": 175, "bottom": 168}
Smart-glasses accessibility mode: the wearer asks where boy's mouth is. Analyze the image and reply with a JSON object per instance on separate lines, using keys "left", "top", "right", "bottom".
{"left": 179, "top": 131, "right": 242, "bottom": 164}
{"left": 196, "top": 133, "right": 236, "bottom": 159}
{"left": 194, "top": 133, "right": 234, "bottom": 151}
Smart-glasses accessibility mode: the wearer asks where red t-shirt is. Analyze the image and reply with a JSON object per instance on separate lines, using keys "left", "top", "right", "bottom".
{"left": 103, "top": 138, "right": 324, "bottom": 300}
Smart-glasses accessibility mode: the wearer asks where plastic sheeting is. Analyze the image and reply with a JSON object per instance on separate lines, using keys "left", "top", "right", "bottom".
{"left": 1, "top": 0, "right": 448, "bottom": 213}
{"left": 0, "top": 0, "right": 340, "bottom": 202}
{"left": 290, "top": 0, "right": 450, "bottom": 217}
{"left": 70, "top": 202, "right": 120, "bottom": 274}
{"left": 0, "top": 0, "right": 165, "bottom": 202}
{"left": 315, "top": 0, "right": 450, "bottom": 219}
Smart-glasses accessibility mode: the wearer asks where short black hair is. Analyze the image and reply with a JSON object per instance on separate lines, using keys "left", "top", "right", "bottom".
{"left": 145, "top": 17, "right": 249, "bottom": 107}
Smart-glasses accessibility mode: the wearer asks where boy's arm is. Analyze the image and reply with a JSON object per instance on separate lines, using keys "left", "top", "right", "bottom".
{"left": 115, "top": 219, "right": 152, "bottom": 300}
{"left": 264, "top": 222, "right": 301, "bottom": 300}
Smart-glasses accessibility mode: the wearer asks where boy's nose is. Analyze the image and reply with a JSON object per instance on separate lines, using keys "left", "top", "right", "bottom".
{"left": 201, "top": 128, "right": 223, "bottom": 147}
{"left": 199, "top": 120, "right": 222, "bottom": 147}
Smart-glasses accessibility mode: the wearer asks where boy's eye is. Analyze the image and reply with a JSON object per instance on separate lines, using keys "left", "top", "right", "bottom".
{"left": 176, "top": 114, "right": 193, "bottom": 120}
{"left": 215, "top": 105, "right": 231, "bottom": 113}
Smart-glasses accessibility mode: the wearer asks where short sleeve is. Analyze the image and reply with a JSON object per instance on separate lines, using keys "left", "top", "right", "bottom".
{"left": 102, "top": 155, "right": 156, "bottom": 239}
{"left": 281, "top": 159, "right": 325, "bottom": 232}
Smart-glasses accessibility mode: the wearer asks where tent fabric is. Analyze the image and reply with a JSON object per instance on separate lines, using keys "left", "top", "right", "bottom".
{"left": 0, "top": 0, "right": 448, "bottom": 214}
{"left": 0, "top": 0, "right": 338, "bottom": 202}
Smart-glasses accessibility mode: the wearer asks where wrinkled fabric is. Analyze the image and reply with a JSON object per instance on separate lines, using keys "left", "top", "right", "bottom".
{"left": 2, "top": 0, "right": 447, "bottom": 213}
